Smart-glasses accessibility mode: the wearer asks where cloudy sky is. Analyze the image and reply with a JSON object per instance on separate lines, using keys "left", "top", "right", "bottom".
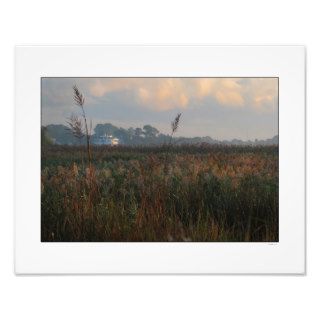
{"left": 41, "top": 77, "right": 278, "bottom": 140}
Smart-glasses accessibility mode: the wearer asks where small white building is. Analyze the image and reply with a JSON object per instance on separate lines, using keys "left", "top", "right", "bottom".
{"left": 96, "top": 134, "right": 120, "bottom": 146}
{"left": 111, "top": 138, "right": 119, "bottom": 146}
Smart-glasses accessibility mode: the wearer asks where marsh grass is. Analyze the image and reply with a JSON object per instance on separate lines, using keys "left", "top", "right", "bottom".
{"left": 41, "top": 144, "right": 278, "bottom": 242}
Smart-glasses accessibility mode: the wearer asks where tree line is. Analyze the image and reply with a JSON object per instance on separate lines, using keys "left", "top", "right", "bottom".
{"left": 41, "top": 122, "right": 175, "bottom": 146}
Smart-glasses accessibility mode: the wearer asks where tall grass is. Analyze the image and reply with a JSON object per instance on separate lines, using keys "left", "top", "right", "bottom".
{"left": 164, "top": 112, "right": 182, "bottom": 174}
{"left": 41, "top": 144, "right": 278, "bottom": 242}
{"left": 67, "top": 85, "right": 92, "bottom": 165}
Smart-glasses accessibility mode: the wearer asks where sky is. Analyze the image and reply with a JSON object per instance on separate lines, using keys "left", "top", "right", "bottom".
{"left": 41, "top": 77, "right": 278, "bottom": 140}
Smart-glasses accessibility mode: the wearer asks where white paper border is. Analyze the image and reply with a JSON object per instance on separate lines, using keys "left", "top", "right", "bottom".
{"left": 15, "top": 46, "right": 305, "bottom": 274}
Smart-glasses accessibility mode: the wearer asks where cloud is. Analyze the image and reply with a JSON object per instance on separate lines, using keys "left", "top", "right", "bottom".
{"left": 246, "top": 78, "right": 278, "bottom": 112}
{"left": 88, "top": 78, "right": 190, "bottom": 110}
{"left": 196, "top": 79, "right": 245, "bottom": 107}
{"left": 89, "top": 79, "right": 135, "bottom": 97}
{"left": 138, "top": 79, "right": 190, "bottom": 110}
{"left": 86, "top": 78, "right": 277, "bottom": 112}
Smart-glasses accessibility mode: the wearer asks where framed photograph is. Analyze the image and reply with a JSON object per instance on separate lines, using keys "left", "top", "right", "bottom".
{"left": 15, "top": 45, "right": 305, "bottom": 274}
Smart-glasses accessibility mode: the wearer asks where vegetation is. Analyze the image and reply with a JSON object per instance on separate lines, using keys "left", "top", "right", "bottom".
{"left": 67, "top": 85, "right": 92, "bottom": 164}
{"left": 43, "top": 122, "right": 279, "bottom": 147}
{"left": 41, "top": 85, "right": 278, "bottom": 242}
{"left": 41, "top": 144, "right": 278, "bottom": 242}
{"left": 41, "top": 126, "right": 53, "bottom": 147}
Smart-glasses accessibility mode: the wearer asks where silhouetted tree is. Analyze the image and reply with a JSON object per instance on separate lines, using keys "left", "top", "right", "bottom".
{"left": 94, "top": 123, "right": 118, "bottom": 137}
{"left": 134, "top": 127, "right": 144, "bottom": 137}
{"left": 143, "top": 125, "right": 159, "bottom": 138}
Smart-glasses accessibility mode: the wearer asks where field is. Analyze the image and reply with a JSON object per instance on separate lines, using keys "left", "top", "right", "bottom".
{"left": 41, "top": 144, "right": 278, "bottom": 242}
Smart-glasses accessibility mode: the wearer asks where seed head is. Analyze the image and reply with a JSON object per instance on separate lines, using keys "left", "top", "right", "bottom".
{"left": 171, "top": 112, "right": 182, "bottom": 134}
{"left": 66, "top": 114, "right": 84, "bottom": 139}
{"left": 73, "top": 85, "right": 85, "bottom": 107}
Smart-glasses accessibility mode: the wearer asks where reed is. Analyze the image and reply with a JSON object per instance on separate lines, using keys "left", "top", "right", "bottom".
{"left": 67, "top": 85, "right": 92, "bottom": 165}
{"left": 41, "top": 144, "right": 278, "bottom": 242}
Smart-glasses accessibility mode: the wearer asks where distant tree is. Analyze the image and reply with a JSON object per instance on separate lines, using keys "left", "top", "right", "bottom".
{"left": 134, "top": 127, "right": 144, "bottom": 137}
{"left": 94, "top": 123, "right": 118, "bottom": 137}
{"left": 127, "top": 127, "right": 135, "bottom": 140}
{"left": 46, "top": 124, "right": 82, "bottom": 145}
{"left": 41, "top": 126, "right": 53, "bottom": 146}
{"left": 114, "top": 128, "right": 130, "bottom": 144}
{"left": 158, "top": 133, "right": 170, "bottom": 144}
{"left": 143, "top": 125, "right": 159, "bottom": 138}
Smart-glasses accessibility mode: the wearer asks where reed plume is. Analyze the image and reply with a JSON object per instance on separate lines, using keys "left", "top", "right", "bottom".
{"left": 164, "top": 112, "right": 182, "bottom": 175}
{"left": 169, "top": 112, "right": 182, "bottom": 146}
{"left": 67, "top": 85, "right": 92, "bottom": 165}
{"left": 67, "top": 114, "right": 84, "bottom": 139}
